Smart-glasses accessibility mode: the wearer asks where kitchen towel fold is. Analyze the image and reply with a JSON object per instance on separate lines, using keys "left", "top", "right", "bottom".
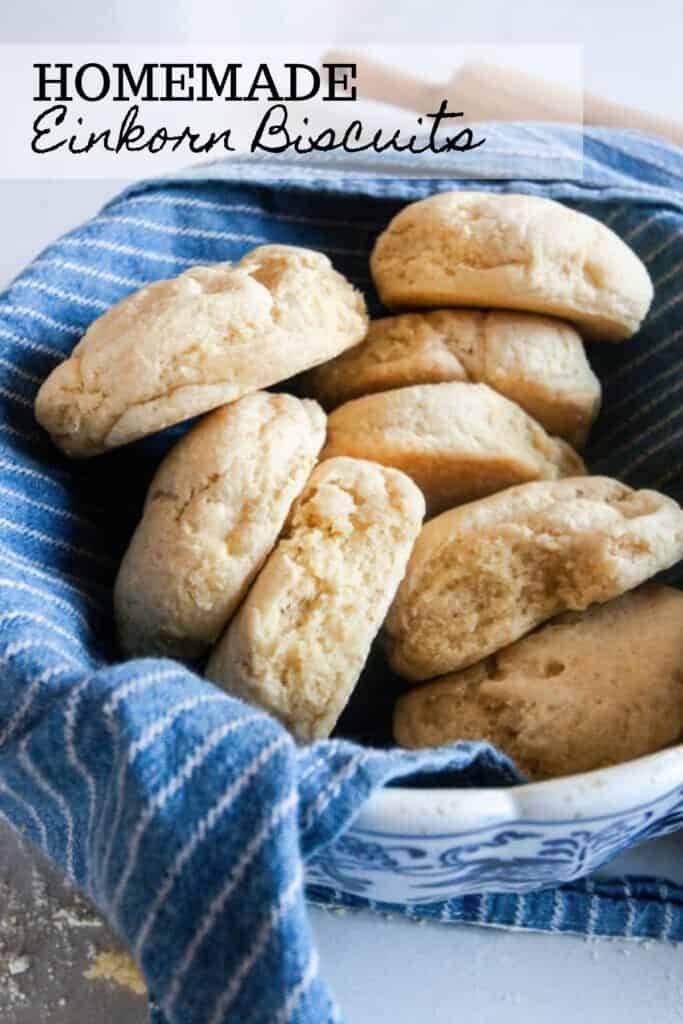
{"left": 0, "top": 125, "right": 682, "bottom": 1024}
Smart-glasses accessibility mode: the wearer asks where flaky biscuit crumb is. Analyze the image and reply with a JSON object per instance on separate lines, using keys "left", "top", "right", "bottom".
{"left": 385, "top": 476, "right": 683, "bottom": 681}
{"left": 206, "top": 457, "right": 425, "bottom": 740}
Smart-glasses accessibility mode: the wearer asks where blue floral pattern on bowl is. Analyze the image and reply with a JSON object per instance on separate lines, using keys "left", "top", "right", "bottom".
{"left": 307, "top": 782, "right": 683, "bottom": 903}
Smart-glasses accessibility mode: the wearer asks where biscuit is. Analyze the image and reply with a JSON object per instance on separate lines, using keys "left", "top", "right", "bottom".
{"left": 114, "top": 392, "right": 326, "bottom": 659}
{"left": 321, "top": 382, "right": 585, "bottom": 515}
{"left": 394, "top": 585, "right": 683, "bottom": 780}
{"left": 370, "top": 192, "right": 653, "bottom": 341}
{"left": 206, "top": 457, "right": 425, "bottom": 741}
{"left": 384, "top": 477, "right": 683, "bottom": 681}
{"left": 304, "top": 310, "right": 601, "bottom": 447}
{"left": 35, "top": 245, "right": 367, "bottom": 457}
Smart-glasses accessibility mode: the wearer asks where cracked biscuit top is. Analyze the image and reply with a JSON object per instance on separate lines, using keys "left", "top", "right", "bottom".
{"left": 206, "top": 456, "right": 425, "bottom": 741}
{"left": 303, "top": 309, "right": 601, "bottom": 448}
{"left": 384, "top": 476, "right": 683, "bottom": 681}
{"left": 114, "top": 391, "right": 326, "bottom": 660}
{"left": 320, "top": 382, "right": 585, "bottom": 515}
{"left": 34, "top": 245, "right": 368, "bottom": 457}
{"left": 370, "top": 192, "right": 653, "bottom": 341}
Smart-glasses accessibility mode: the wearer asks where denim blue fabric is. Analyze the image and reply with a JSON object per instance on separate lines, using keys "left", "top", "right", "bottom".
{"left": 0, "top": 125, "right": 681, "bottom": 1024}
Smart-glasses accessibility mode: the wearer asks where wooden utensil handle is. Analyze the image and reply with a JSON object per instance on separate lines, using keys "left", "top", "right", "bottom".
{"left": 325, "top": 50, "right": 683, "bottom": 150}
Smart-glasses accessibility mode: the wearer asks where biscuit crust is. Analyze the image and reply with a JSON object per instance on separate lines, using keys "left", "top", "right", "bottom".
{"left": 114, "top": 392, "right": 326, "bottom": 659}
{"left": 394, "top": 586, "right": 683, "bottom": 780}
{"left": 35, "top": 245, "right": 367, "bottom": 457}
{"left": 206, "top": 456, "right": 425, "bottom": 740}
{"left": 370, "top": 192, "right": 653, "bottom": 341}
{"left": 385, "top": 476, "right": 683, "bottom": 680}
{"left": 305, "top": 310, "right": 601, "bottom": 447}
{"left": 321, "top": 382, "right": 585, "bottom": 515}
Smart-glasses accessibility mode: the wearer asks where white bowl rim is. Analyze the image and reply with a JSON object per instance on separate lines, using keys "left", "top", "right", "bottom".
{"left": 353, "top": 743, "right": 683, "bottom": 837}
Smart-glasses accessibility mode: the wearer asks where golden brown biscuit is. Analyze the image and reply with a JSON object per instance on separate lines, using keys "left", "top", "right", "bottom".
{"left": 394, "top": 586, "right": 683, "bottom": 780}
{"left": 385, "top": 477, "right": 683, "bottom": 681}
{"left": 206, "top": 457, "right": 425, "bottom": 741}
{"left": 370, "top": 192, "right": 653, "bottom": 341}
{"left": 114, "top": 392, "right": 326, "bottom": 659}
{"left": 305, "top": 310, "right": 601, "bottom": 447}
{"left": 35, "top": 245, "right": 367, "bottom": 457}
{"left": 321, "top": 382, "right": 585, "bottom": 515}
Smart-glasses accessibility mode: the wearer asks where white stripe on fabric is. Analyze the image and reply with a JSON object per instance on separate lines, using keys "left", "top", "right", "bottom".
{"left": 96, "top": 213, "right": 266, "bottom": 246}
{"left": 102, "top": 667, "right": 183, "bottom": 717}
{"left": 304, "top": 752, "right": 370, "bottom": 829}
{"left": 0, "top": 480, "right": 96, "bottom": 529}
{"left": 134, "top": 733, "right": 288, "bottom": 960}
{"left": 64, "top": 675, "right": 98, "bottom": 887}
{"left": 648, "top": 289, "right": 683, "bottom": 325}
{"left": 273, "top": 949, "right": 319, "bottom": 1024}
{"left": 120, "top": 192, "right": 383, "bottom": 231}
{"left": 624, "top": 211, "right": 669, "bottom": 244}
{"left": 0, "top": 457, "right": 70, "bottom": 493}
{"left": 206, "top": 863, "right": 304, "bottom": 1024}
{"left": 2, "top": 303, "right": 81, "bottom": 336}
{"left": 0, "top": 357, "right": 43, "bottom": 385}
{"left": 477, "top": 892, "right": 489, "bottom": 923}
{"left": 0, "top": 325, "right": 65, "bottom": 359}
{"left": 623, "top": 880, "right": 636, "bottom": 937}
{"left": 97, "top": 692, "right": 226, "bottom": 893}
{"left": 598, "top": 355, "right": 683, "bottom": 426}
{"left": 96, "top": 667, "right": 189, "bottom": 889}
{"left": 0, "top": 422, "right": 42, "bottom": 445}
{"left": 37, "top": 257, "right": 147, "bottom": 290}
{"left": 111, "top": 715, "right": 264, "bottom": 913}
{"left": 595, "top": 399, "right": 683, "bottom": 468}
{"left": 12, "top": 279, "right": 108, "bottom": 311}
{"left": 651, "top": 456, "right": 683, "bottom": 489}
{"left": 0, "top": 610, "right": 83, "bottom": 648}
{"left": 550, "top": 888, "right": 565, "bottom": 932}
{"left": 513, "top": 894, "right": 526, "bottom": 928}
{"left": 0, "top": 384, "right": 32, "bottom": 408}
{"left": 0, "top": 516, "right": 114, "bottom": 567}
{"left": 607, "top": 324, "right": 683, "bottom": 383}
{"left": 642, "top": 227, "right": 683, "bottom": 267}
{"left": 95, "top": 212, "right": 370, "bottom": 259}
{"left": 585, "top": 881, "right": 600, "bottom": 936}
{"left": 0, "top": 547, "right": 106, "bottom": 612}
{"left": 298, "top": 743, "right": 344, "bottom": 788}
{"left": 601, "top": 204, "right": 628, "bottom": 228}
{"left": 654, "top": 255, "right": 683, "bottom": 290}
{"left": 517, "top": 125, "right": 631, "bottom": 187}
{"left": 18, "top": 735, "right": 76, "bottom": 876}
{"left": 619, "top": 420, "right": 683, "bottom": 479}
{"left": 160, "top": 786, "right": 298, "bottom": 1006}
{"left": 0, "top": 778, "right": 49, "bottom": 852}
{"left": 659, "top": 884, "right": 675, "bottom": 940}
{"left": 0, "top": 637, "right": 78, "bottom": 668}
{"left": 596, "top": 374, "right": 683, "bottom": 449}
{"left": 0, "top": 578, "right": 91, "bottom": 630}
{"left": 298, "top": 755, "right": 332, "bottom": 791}
{"left": 129, "top": 694, "right": 225, "bottom": 761}
{"left": 59, "top": 236, "right": 198, "bottom": 267}
{"left": 0, "top": 662, "right": 74, "bottom": 749}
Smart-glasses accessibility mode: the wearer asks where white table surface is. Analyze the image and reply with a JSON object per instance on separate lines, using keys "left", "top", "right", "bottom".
{"left": 1, "top": 2, "right": 682, "bottom": 1019}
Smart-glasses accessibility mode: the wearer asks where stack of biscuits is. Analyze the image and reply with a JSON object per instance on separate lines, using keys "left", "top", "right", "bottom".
{"left": 35, "top": 192, "right": 683, "bottom": 780}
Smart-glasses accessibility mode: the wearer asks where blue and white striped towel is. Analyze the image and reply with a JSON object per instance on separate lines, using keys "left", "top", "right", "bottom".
{"left": 0, "top": 126, "right": 682, "bottom": 1024}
